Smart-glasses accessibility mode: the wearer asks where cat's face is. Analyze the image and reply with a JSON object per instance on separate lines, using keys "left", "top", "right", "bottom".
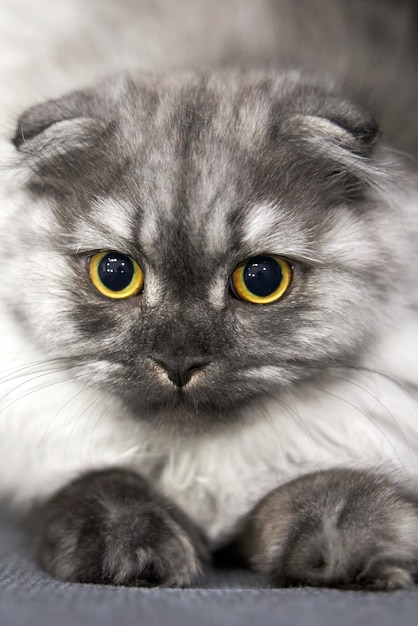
{"left": 3, "top": 71, "right": 398, "bottom": 433}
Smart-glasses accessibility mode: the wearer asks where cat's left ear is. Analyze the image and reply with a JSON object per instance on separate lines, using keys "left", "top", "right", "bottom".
{"left": 280, "top": 86, "right": 379, "bottom": 158}
{"left": 276, "top": 86, "right": 383, "bottom": 202}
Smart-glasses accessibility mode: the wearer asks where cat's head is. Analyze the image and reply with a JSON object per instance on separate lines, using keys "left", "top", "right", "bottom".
{"left": 4, "top": 71, "right": 398, "bottom": 434}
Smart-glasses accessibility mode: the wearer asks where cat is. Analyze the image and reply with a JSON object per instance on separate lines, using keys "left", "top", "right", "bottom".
{"left": 1, "top": 0, "right": 418, "bottom": 589}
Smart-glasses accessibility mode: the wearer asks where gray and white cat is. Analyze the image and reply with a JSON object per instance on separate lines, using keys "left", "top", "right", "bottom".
{"left": 1, "top": 0, "right": 418, "bottom": 589}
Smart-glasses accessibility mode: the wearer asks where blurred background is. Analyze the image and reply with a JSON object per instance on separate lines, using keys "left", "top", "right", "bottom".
{"left": 0, "top": 0, "right": 417, "bottom": 155}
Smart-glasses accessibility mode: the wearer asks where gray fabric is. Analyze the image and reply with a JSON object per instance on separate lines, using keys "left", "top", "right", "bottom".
{"left": 1, "top": 506, "right": 418, "bottom": 626}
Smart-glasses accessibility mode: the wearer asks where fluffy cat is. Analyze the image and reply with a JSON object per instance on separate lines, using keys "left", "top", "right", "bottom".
{"left": 1, "top": 0, "right": 418, "bottom": 589}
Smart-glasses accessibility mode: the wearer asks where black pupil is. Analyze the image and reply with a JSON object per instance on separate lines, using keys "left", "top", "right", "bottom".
{"left": 98, "top": 252, "right": 134, "bottom": 292}
{"left": 243, "top": 256, "right": 283, "bottom": 297}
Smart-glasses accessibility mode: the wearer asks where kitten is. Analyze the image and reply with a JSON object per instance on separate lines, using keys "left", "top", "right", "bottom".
{"left": 1, "top": 0, "right": 418, "bottom": 589}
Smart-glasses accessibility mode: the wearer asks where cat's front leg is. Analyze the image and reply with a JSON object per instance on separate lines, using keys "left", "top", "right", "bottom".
{"left": 238, "top": 469, "right": 418, "bottom": 590}
{"left": 31, "top": 468, "right": 207, "bottom": 586}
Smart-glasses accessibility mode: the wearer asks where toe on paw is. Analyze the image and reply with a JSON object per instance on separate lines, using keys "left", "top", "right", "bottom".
{"left": 359, "top": 565, "right": 414, "bottom": 591}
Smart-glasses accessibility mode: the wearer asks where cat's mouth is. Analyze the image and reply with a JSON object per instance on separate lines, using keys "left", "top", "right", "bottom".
{"left": 89, "top": 356, "right": 273, "bottom": 431}
{"left": 116, "top": 366, "right": 260, "bottom": 431}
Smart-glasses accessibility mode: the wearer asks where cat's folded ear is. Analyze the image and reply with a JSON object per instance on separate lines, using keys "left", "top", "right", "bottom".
{"left": 288, "top": 91, "right": 379, "bottom": 151}
{"left": 12, "top": 89, "right": 110, "bottom": 191}
{"left": 279, "top": 86, "right": 379, "bottom": 156}
{"left": 13, "top": 90, "right": 105, "bottom": 147}
{"left": 276, "top": 84, "right": 382, "bottom": 201}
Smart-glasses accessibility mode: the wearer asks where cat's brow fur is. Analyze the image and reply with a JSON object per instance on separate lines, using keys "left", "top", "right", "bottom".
{"left": 1, "top": 0, "right": 418, "bottom": 589}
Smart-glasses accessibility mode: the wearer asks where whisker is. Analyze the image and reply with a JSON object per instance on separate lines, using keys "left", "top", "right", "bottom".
{"left": 0, "top": 356, "right": 78, "bottom": 385}
{"left": 36, "top": 378, "right": 101, "bottom": 454}
{"left": 0, "top": 365, "right": 83, "bottom": 407}
{"left": 323, "top": 370, "right": 414, "bottom": 459}
{"left": 0, "top": 373, "right": 86, "bottom": 416}
{"left": 303, "top": 381, "right": 407, "bottom": 469}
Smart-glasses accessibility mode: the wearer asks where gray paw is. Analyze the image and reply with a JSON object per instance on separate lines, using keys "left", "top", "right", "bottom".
{"left": 35, "top": 469, "right": 207, "bottom": 587}
{"left": 242, "top": 469, "right": 418, "bottom": 590}
{"left": 357, "top": 563, "right": 414, "bottom": 591}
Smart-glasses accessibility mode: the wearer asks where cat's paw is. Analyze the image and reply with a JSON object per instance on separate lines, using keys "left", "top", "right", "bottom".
{"left": 356, "top": 563, "right": 414, "bottom": 591}
{"left": 241, "top": 469, "right": 418, "bottom": 590}
{"left": 34, "top": 469, "right": 207, "bottom": 587}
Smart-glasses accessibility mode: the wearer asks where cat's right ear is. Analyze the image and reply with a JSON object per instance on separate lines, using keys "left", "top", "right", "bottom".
{"left": 12, "top": 90, "right": 109, "bottom": 188}
{"left": 13, "top": 89, "right": 107, "bottom": 148}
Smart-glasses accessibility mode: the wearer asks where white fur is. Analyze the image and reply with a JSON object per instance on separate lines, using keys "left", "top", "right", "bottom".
{"left": 61, "top": 199, "right": 137, "bottom": 256}
{"left": 208, "top": 275, "right": 228, "bottom": 309}
{"left": 87, "top": 198, "right": 137, "bottom": 248}
{"left": 242, "top": 203, "right": 282, "bottom": 249}
{"left": 242, "top": 201, "right": 325, "bottom": 264}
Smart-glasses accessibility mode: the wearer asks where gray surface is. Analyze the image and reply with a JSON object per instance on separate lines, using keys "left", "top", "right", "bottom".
{"left": 1, "top": 507, "right": 418, "bottom": 626}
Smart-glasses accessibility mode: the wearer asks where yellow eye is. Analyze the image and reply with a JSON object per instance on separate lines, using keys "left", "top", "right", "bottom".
{"left": 230, "top": 255, "right": 292, "bottom": 304}
{"left": 89, "top": 251, "right": 144, "bottom": 299}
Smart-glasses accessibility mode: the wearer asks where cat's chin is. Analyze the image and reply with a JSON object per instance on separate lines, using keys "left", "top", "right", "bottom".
{"left": 121, "top": 386, "right": 260, "bottom": 436}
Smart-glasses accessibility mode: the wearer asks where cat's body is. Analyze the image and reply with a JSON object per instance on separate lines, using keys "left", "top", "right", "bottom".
{"left": 2, "top": 303, "right": 418, "bottom": 543}
{"left": 1, "top": 0, "right": 418, "bottom": 588}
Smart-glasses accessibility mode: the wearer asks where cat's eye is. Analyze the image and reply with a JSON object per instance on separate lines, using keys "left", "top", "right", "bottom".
{"left": 230, "top": 255, "right": 292, "bottom": 304}
{"left": 89, "top": 251, "right": 144, "bottom": 299}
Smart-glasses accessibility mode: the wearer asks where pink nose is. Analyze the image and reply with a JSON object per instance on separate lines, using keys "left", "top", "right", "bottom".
{"left": 151, "top": 356, "right": 211, "bottom": 387}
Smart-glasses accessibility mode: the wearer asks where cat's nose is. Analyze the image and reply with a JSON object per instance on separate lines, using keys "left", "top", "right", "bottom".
{"left": 150, "top": 355, "right": 211, "bottom": 388}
